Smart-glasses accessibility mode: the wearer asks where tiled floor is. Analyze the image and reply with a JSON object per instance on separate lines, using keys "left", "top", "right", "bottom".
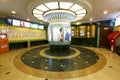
{"left": 0, "top": 44, "right": 120, "bottom": 80}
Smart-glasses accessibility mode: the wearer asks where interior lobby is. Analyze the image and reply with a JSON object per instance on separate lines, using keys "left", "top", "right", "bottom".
{"left": 0, "top": 0, "right": 120, "bottom": 80}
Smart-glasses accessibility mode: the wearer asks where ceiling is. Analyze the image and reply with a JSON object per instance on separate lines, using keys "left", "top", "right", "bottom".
{"left": 0, "top": 0, "right": 120, "bottom": 25}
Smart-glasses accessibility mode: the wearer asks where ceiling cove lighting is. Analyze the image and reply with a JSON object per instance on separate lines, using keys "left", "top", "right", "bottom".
{"left": 32, "top": 2, "right": 87, "bottom": 22}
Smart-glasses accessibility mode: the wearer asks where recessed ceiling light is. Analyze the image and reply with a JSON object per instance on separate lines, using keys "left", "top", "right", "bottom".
{"left": 76, "top": 22, "right": 81, "bottom": 25}
{"left": 90, "top": 18, "right": 93, "bottom": 21}
{"left": 11, "top": 11, "right": 16, "bottom": 14}
{"left": 27, "top": 18, "right": 30, "bottom": 21}
{"left": 103, "top": 11, "right": 108, "bottom": 14}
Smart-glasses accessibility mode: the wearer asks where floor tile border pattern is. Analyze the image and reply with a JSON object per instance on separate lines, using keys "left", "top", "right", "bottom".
{"left": 13, "top": 45, "right": 106, "bottom": 79}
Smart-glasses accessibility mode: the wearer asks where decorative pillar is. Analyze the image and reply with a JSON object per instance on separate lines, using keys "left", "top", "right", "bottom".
{"left": 45, "top": 10, "right": 75, "bottom": 52}
{"left": 97, "top": 24, "right": 100, "bottom": 47}
{"left": 31, "top": 1, "right": 90, "bottom": 52}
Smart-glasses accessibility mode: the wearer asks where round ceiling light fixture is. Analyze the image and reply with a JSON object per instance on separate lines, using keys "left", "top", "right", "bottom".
{"left": 32, "top": 2, "right": 87, "bottom": 22}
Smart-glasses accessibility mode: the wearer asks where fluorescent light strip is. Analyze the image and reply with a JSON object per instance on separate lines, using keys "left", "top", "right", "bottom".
{"left": 36, "top": 4, "right": 49, "bottom": 11}
{"left": 76, "top": 17, "right": 82, "bottom": 20}
{"left": 33, "top": 9, "right": 44, "bottom": 14}
{"left": 60, "top": 2, "right": 73, "bottom": 9}
{"left": 37, "top": 17, "right": 44, "bottom": 20}
{"left": 77, "top": 14, "right": 86, "bottom": 17}
{"left": 45, "top": 2, "right": 58, "bottom": 9}
{"left": 69, "top": 4, "right": 83, "bottom": 11}
{"left": 33, "top": 14, "right": 42, "bottom": 17}
{"left": 76, "top": 9, "right": 86, "bottom": 14}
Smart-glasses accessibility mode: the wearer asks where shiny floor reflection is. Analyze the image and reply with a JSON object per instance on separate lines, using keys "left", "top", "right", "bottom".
{"left": 1, "top": 44, "right": 120, "bottom": 80}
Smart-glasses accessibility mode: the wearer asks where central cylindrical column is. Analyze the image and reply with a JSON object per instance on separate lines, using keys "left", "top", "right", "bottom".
{"left": 48, "top": 22, "right": 71, "bottom": 53}
{"left": 45, "top": 10, "right": 75, "bottom": 53}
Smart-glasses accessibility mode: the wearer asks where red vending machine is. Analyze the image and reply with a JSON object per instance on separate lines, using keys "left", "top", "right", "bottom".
{"left": 0, "top": 33, "right": 9, "bottom": 53}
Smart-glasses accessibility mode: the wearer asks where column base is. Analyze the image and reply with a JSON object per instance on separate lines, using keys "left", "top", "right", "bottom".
{"left": 50, "top": 45, "right": 70, "bottom": 53}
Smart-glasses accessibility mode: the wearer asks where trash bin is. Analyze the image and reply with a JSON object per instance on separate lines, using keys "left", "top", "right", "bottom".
{"left": 0, "top": 33, "right": 9, "bottom": 53}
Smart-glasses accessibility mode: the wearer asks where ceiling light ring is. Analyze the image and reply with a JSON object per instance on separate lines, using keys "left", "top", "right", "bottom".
{"left": 32, "top": 8, "right": 87, "bottom": 22}
{"left": 33, "top": 10, "right": 87, "bottom": 22}
{"left": 42, "top": 9, "right": 77, "bottom": 17}
{"left": 43, "top": 11, "right": 76, "bottom": 22}
{"left": 31, "top": 1, "right": 91, "bottom": 22}
{"left": 28, "top": 0, "right": 92, "bottom": 23}
{"left": 32, "top": 2, "right": 87, "bottom": 20}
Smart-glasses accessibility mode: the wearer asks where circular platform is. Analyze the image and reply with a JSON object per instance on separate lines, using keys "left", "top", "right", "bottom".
{"left": 39, "top": 47, "right": 80, "bottom": 59}
{"left": 14, "top": 45, "right": 106, "bottom": 79}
